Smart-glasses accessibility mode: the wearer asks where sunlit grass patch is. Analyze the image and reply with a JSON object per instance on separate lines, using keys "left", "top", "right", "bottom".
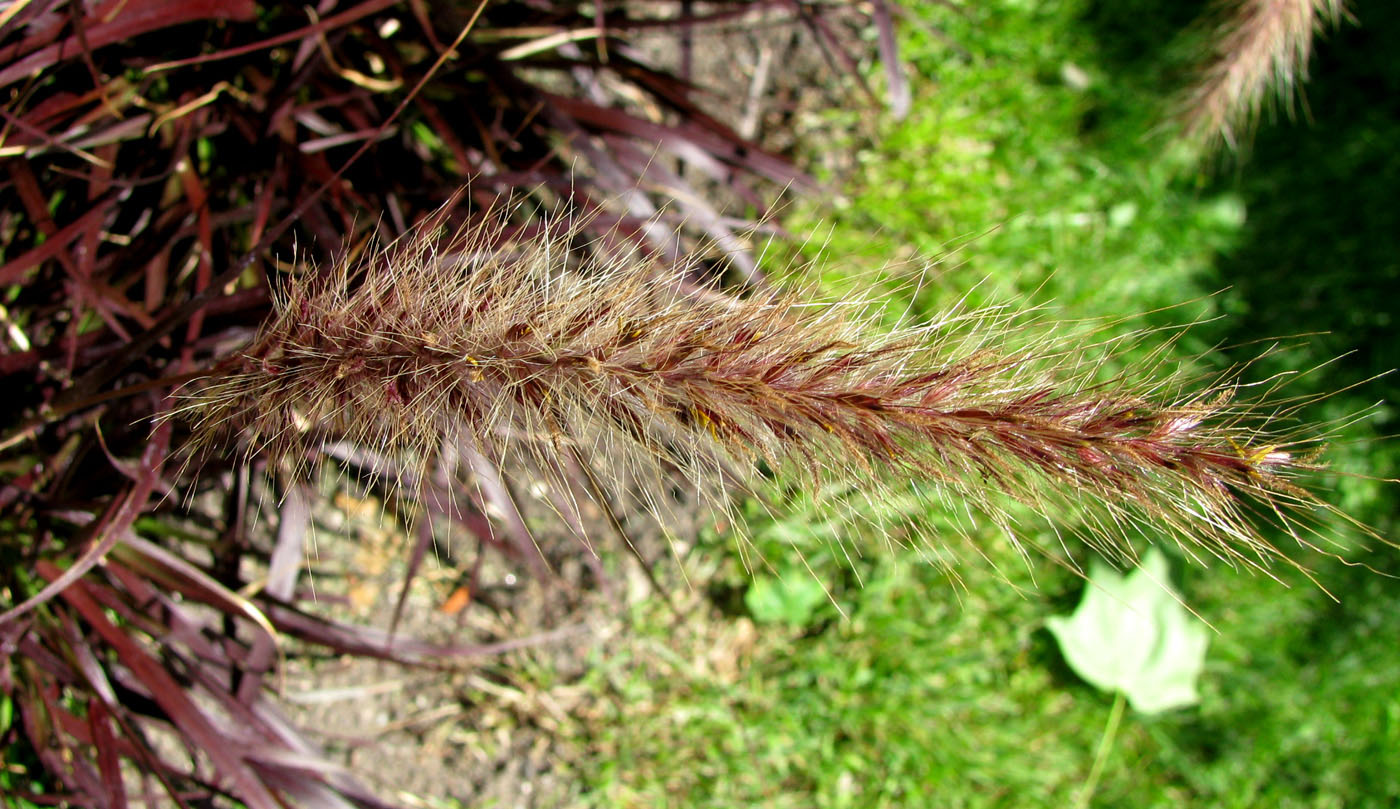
{"left": 570, "top": 1, "right": 1400, "bottom": 806}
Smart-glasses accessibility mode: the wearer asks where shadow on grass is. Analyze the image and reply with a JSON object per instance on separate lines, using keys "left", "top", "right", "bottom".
{"left": 1082, "top": 1, "right": 1400, "bottom": 802}
{"left": 1199, "top": 3, "right": 1400, "bottom": 589}
{"left": 1204, "top": 0, "right": 1400, "bottom": 410}
{"left": 1082, "top": 0, "right": 1400, "bottom": 434}
{"left": 1208, "top": 0, "right": 1400, "bottom": 575}
{"left": 996, "top": 5, "right": 1400, "bottom": 774}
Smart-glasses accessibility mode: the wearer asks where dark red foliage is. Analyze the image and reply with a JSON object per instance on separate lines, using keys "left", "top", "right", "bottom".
{"left": 0, "top": 1, "right": 892, "bottom": 805}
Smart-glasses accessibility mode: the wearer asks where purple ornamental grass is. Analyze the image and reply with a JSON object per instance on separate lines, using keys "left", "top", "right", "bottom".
{"left": 0, "top": 2, "right": 1385, "bottom": 804}
{"left": 174, "top": 198, "right": 1373, "bottom": 580}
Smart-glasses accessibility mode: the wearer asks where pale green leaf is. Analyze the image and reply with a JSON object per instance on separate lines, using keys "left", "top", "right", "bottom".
{"left": 1046, "top": 549, "right": 1209, "bottom": 714}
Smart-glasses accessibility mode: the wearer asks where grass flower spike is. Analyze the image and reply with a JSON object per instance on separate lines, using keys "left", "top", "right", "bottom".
{"left": 180, "top": 201, "right": 1346, "bottom": 576}
{"left": 1182, "top": 0, "right": 1344, "bottom": 150}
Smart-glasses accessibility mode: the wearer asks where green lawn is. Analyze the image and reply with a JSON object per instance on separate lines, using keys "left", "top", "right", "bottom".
{"left": 573, "top": 1, "right": 1400, "bottom": 806}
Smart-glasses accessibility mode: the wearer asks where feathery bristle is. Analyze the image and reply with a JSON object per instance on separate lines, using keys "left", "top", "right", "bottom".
{"left": 175, "top": 202, "right": 1358, "bottom": 577}
{"left": 1181, "top": 0, "right": 1343, "bottom": 151}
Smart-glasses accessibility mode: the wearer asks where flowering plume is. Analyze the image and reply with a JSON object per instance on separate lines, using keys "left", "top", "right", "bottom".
{"left": 177, "top": 201, "right": 1350, "bottom": 575}
{"left": 1181, "top": 0, "right": 1343, "bottom": 151}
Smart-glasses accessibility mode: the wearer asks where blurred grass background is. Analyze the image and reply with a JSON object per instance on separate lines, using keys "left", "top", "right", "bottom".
{"left": 571, "top": 0, "right": 1400, "bottom": 806}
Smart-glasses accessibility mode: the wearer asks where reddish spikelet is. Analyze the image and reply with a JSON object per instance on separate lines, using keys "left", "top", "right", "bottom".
{"left": 1181, "top": 0, "right": 1343, "bottom": 151}
{"left": 175, "top": 204, "right": 1355, "bottom": 575}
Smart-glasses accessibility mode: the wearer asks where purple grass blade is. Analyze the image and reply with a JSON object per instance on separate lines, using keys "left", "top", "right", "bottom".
{"left": 259, "top": 598, "right": 586, "bottom": 665}
{"left": 42, "top": 566, "right": 284, "bottom": 809}
{"left": 88, "top": 699, "right": 128, "bottom": 809}
{"left": 0, "top": 0, "right": 258, "bottom": 88}
{"left": 0, "top": 422, "right": 168, "bottom": 626}
{"left": 463, "top": 439, "right": 552, "bottom": 580}
{"left": 871, "top": 0, "right": 911, "bottom": 120}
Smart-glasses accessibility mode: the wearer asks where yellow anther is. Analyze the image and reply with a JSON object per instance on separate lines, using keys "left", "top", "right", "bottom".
{"left": 1230, "top": 438, "right": 1288, "bottom": 478}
